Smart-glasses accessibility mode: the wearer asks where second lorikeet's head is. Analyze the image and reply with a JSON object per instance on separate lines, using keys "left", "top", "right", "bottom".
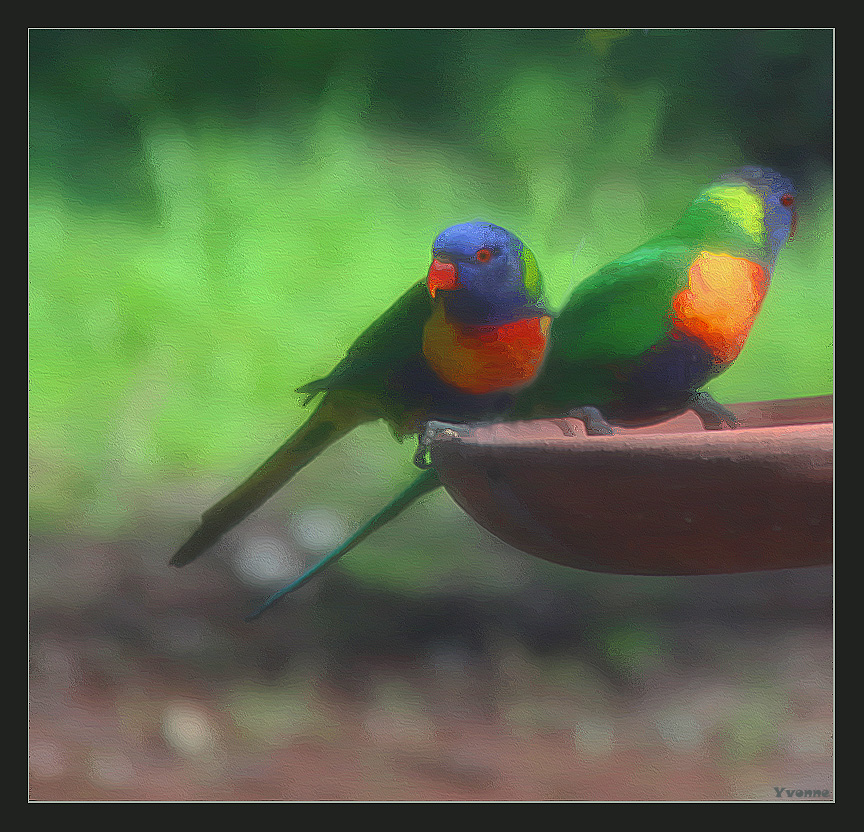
{"left": 426, "top": 222, "right": 548, "bottom": 325}
{"left": 704, "top": 167, "right": 798, "bottom": 266}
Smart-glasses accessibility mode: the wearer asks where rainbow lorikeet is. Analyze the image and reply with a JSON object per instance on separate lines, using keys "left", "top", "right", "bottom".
{"left": 245, "top": 167, "right": 797, "bottom": 620}
{"left": 170, "top": 222, "right": 551, "bottom": 568}
{"left": 514, "top": 166, "right": 797, "bottom": 432}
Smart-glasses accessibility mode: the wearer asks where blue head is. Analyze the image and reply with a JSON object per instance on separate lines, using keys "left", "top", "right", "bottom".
{"left": 427, "top": 222, "right": 547, "bottom": 325}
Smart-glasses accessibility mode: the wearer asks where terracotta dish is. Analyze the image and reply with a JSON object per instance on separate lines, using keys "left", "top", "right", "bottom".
{"left": 430, "top": 396, "right": 833, "bottom": 575}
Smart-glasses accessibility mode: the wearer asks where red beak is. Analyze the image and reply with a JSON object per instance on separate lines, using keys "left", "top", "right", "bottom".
{"left": 427, "top": 259, "right": 461, "bottom": 298}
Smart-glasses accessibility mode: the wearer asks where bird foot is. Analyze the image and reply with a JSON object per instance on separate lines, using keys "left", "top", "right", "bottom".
{"left": 414, "top": 421, "right": 473, "bottom": 468}
{"left": 689, "top": 392, "right": 740, "bottom": 430}
{"left": 554, "top": 406, "right": 618, "bottom": 437}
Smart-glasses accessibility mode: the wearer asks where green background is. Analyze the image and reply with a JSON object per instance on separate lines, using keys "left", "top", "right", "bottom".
{"left": 29, "top": 30, "right": 833, "bottom": 801}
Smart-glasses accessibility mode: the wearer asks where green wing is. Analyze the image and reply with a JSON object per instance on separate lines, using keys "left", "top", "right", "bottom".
{"left": 171, "top": 281, "right": 432, "bottom": 568}
{"left": 519, "top": 235, "right": 693, "bottom": 415}
{"left": 556, "top": 238, "right": 690, "bottom": 361}
{"left": 297, "top": 281, "right": 431, "bottom": 403}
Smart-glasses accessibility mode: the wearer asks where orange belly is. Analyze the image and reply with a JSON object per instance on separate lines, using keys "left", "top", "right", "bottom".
{"left": 423, "top": 308, "right": 552, "bottom": 394}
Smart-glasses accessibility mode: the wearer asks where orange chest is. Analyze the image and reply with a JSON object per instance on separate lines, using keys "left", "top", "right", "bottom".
{"left": 423, "top": 307, "right": 552, "bottom": 395}
{"left": 671, "top": 251, "right": 769, "bottom": 364}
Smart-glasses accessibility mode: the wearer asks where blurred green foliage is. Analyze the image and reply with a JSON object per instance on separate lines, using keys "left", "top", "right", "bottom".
{"left": 29, "top": 30, "right": 833, "bottom": 586}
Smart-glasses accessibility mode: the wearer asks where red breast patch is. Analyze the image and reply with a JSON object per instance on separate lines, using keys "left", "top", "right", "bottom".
{"left": 672, "top": 252, "right": 768, "bottom": 364}
{"left": 423, "top": 308, "right": 551, "bottom": 394}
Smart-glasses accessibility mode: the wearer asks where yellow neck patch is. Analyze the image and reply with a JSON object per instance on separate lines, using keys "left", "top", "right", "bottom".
{"left": 705, "top": 184, "right": 765, "bottom": 245}
{"left": 521, "top": 246, "right": 542, "bottom": 300}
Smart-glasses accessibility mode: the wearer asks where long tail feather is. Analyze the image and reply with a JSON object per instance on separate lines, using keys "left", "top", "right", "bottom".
{"left": 170, "top": 394, "right": 370, "bottom": 567}
{"left": 245, "top": 467, "right": 442, "bottom": 621}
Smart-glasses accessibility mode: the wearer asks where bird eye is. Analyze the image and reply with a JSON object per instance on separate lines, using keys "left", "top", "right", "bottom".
{"left": 475, "top": 248, "right": 492, "bottom": 263}
{"left": 780, "top": 194, "right": 795, "bottom": 207}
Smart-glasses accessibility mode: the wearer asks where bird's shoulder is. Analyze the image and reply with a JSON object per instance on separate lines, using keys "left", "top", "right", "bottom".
{"left": 297, "top": 281, "right": 430, "bottom": 399}
{"left": 549, "top": 235, "right": 694, "bottom": 363}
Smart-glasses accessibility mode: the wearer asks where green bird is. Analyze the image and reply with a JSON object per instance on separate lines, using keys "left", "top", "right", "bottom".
{"left": 245, "top": 167, "right": 797, "bottom": 619}
{"left": 170, "top": 222, "right": 551, "bottom": 569}
{"left": 514, "top": 166, "right": 797, "bottom": 432}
